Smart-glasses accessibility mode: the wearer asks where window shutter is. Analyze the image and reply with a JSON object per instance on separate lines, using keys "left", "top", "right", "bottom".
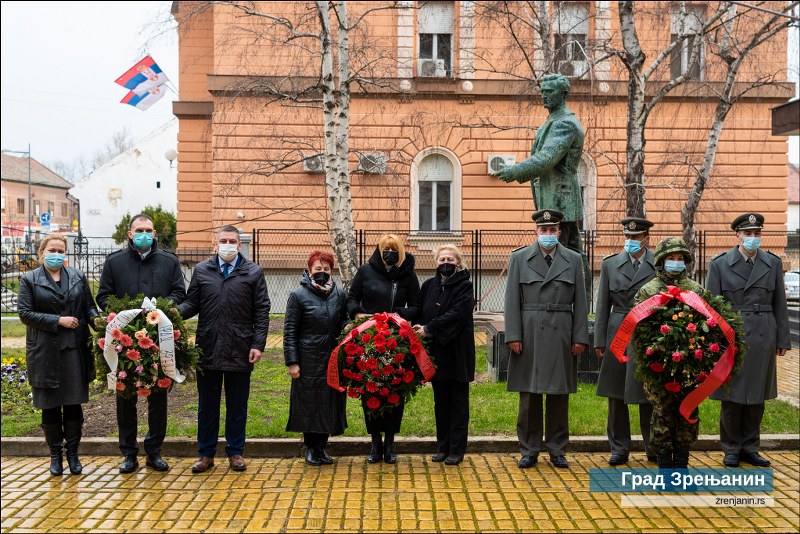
{"left": 418, "top": 1, "right": 454, "bottom": 34}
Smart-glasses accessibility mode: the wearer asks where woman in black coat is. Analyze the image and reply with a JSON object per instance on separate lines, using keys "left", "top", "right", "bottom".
{"left": 346, "top": 234, "right": 421, "bottom": 463}
{"left": 284, "top": 251, "right": 348, "bottom": 465}
{"left": 413, "top": 244, "right": 475, "bottom": 466}
{"left": 17, "top": 234, "right": 99, "bottom": 476}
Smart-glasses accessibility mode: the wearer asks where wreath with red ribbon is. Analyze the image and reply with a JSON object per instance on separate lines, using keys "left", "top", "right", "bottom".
{"left": 610, "top": 286, "right": 746, "bottom": 423}
{"left": 327, "top": 312, "right": 435, "bottom": 418}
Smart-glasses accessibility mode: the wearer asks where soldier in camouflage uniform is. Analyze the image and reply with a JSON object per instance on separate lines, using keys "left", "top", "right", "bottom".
{"left": 633, "top": 238, "right": 703, "bottom": 469}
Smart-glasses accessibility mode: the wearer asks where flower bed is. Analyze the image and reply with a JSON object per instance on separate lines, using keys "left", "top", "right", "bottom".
{"left": 92, "top": 295, "right": 200, "bottom": 399}
{"left": 327, "top": 312, "right": 435, "bottom": 418}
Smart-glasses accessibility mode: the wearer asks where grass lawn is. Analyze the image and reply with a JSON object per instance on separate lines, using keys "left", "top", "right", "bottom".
{"left": 4, "top": 342, "right": 797, "bottom": 438}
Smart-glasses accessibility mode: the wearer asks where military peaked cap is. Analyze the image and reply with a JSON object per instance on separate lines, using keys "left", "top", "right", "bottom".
{"left": 620, "top": 217, "right": 653, "bottom": 235}
{"left": 731, "top": 213, "right": 764, "bottom": 231}
{"left": 531, "top": 209, "right": 563, "bottom": 226}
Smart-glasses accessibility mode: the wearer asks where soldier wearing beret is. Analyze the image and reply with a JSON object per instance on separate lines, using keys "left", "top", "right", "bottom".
{"left": 504, "top": 209, "right": 589, "bottom": 469}
{"left": 706, "top": 213, "right": 791, "bottom": 468}
{"left": 594, "top": 218, "right": 657, "bottom": 465}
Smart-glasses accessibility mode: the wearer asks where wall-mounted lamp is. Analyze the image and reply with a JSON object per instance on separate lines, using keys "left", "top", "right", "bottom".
{"left": 164, "top": 148, "right": 178, "bottom": 168}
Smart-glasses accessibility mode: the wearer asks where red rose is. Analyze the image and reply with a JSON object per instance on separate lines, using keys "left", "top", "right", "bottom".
{"left": 664, "top": 382, "right": 681, "bottom": 393}
{"left": 379, "top": 388, "right": 389, "bottom": 397}
{"left": 356, "top": 359, "right": 367, "bottom": 371}
{"left": 345, "top": 343, "right": 359, "bottom": 355}
{"left": 371, "top": 370, "right": 381, "bottom": 378}
{"left": 366, "top": 358, "right": 378, "bottom": 370}
{"left": 660, "top": 325, "right": 671, "bottom": 334}
{"left": 157, "top": 378, "right": 172, "bottom": 388}
{"left": 366, "top": 397, "right": 381, "bottom": 409}
{"left": 382, "top": 365, "right": 395, "bottom": 376}
{"left": 393, "top": 353, "right": 404, "bottom": 364}
{"left": 351, "top": 373, "right": 363, "bottom": 382}
{"left": 379, "top": 329, "right": 391, "bottom": 337}
{"left": 386, "top": 338, "right": 398, "bottom": 350}
{"left": 697, "top": 372, "right": 708, "bottom": 383}
{"left": 694, "top": 349, "right": 703, "bottom": 359}
{"left": 373, "top": 334, "right": 386, "bottom": 345}
{"left": 347, "top": 388, "right": 360, "bottom": 398}
{"left": 391, "top": 378, "right": 401, "bottom": 385}
{"left": 361, "top": 333, "right": 371, "bottom": 343}
{"left": 686, "top": 323, "right": 697, "bottom": 333}
{"left": 355, "top": 345, "right": 365, "bottom": 356}
{"left": 649, "top": 362, "right": 665, "bottom": 373}
{"left": 374, "top": 344, "right": 387, "bottom": 353}
{"left": 137, "top": 388, "right": 152, "bottom": 397}
{"left": 671, "top": 352, "right": 683, "bottom": 362}
{"left": 345, "top": 356, "right": 355, "bottom": 365}
{"left": 410, "top": 341, "right": 422, "bottom": 355}
{"left": 173, "top": 329, "right": 181, "bottom": 341}
{"left": 399, "top": 325, "right": 413, "bottom": 338}
{"left": 709, "top": 343, "right": 720, "bottom": 353}
{"left": 342, "top": 369, "right": 353, "bottom": 378}
{"left": 115, "top": 381, "right": 126, "bottom": 391}
{"left": 645, "top": 347, "right": 654, "bottom": 356}
{"left": 706, "top": 317, "right": 717, "bottom": 328}
{"left": 403, "top": 371, "right": 415, "bottom": 383}
{"left": 387, "top": 393, "right": 400, "bottom": 404}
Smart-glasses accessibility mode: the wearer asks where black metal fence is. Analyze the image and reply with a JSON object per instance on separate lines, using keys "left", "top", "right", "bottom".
{"left": 2, "top": 229, "right": 797, "bottom": 315}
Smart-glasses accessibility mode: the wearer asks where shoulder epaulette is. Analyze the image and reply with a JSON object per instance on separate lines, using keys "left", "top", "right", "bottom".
{"left": 511, "top": 245, "right": 527, "bottom": 253}
{"left": 765, "top": 250, "right": 781, "bottom": 261}
{"left": 602, "top": 253, "right": 617, "bottom": 262}
{"left": 710, "top": 251, "right": 727, "bottom": 262}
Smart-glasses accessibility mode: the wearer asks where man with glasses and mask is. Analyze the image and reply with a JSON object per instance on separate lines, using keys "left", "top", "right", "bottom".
{"left": 96, "top": 213, "right": 186, "bottom": 474}
{"left": 504, "top": 209, "right": 589, "bottom": 470}
{"left": 178, "top": 225, "right": 270, "bottom": 473}
{"left": 594, "top": 217, "right": 656, "bottom": 466}
{"left": 706, "top": 213, "right": 791, "bottom": 468}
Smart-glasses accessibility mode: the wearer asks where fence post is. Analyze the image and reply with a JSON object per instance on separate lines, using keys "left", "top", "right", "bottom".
{"left": 252, "top": 230, "right": 259, "bottom": 265}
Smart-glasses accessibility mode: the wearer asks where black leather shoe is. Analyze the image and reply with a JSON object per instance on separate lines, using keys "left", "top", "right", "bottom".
{"left": 316, "top": 448, "right": 333, "bottom": 465}
{"left": 740, "top": 451, "right": 770, "bottom": 467}
{"left": 119, "top": 455, "right": 139, "bottom": 474}
{"left": 431, "top": 453, "right": 448, "bottom": 462}
{"left": 367, "top": 444, "right": 382, "bottom": 464}
{"left": 518, "top": 455, "right": 538, "bottom": 469}
{"left": 608, "top": 453, "right": 629, "bottom": 466}
{"left": 145, "top": 454, "right": 169, "bottom": 471}
{"left": 723, "top": 453, "right": 740, "bottom": 467}
{"left": 305, "top": 447, "right": 322, "bottom": 466}
{"left": 444, "top": 455, "right": 463, "bottom": 466}
{"left": 550, "top": 455, "right": 569, "bottom": 469}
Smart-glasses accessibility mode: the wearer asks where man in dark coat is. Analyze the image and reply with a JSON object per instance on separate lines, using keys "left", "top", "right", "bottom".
{"left": 706, "top": 213, "right": 791, "bottom": 468}
{"left": 594, "top": 217, "right": 656, "bottom": 465}
{"left": 178, "top": 225, "right": 271, "bottom": 473}
{"left": 504, "top": 209, "right": 589, "bottom": 469}
{"left": 96, "top": 213, "right": 186, "bottom": 474}
{"left": 414, "top": 244, "right": 476, "bottom": 466}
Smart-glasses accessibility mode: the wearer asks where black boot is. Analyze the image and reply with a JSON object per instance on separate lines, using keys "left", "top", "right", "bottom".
{"left": 673, "top": 449, "right": 690, "bottom": 469}
{"left": 41, "top": 423, "right": 63, "bottom": 476}
{"left": 383, "top": 433, "right": 397, "bottom": 464}
{"left": 305, "top": 446, "right": 322, "bottom": 466}
{"left": 63, "top": 419, "right": 83, "bottom": 475}
{"left": 367, "top": 434, "right": 382, "bottom": 464}
{"left": 657, "top": 453, "right": 673, "bottom": 469}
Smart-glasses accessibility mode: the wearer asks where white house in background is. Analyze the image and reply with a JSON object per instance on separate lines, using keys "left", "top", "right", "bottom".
{"left": 788, "top": 163, "right": 799, "bottom": 231}
{"left": 70, "top": 119, "right": 178, "bottom": 248}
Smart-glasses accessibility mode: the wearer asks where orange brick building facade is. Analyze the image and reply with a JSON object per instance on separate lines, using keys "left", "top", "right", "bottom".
{"left": 171, "top": 1, "right": 793, "bottom": 266}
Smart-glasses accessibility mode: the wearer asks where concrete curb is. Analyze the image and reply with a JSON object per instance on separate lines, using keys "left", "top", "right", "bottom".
{"left": 2, "top": 434, "right": 797, "bottom": 457}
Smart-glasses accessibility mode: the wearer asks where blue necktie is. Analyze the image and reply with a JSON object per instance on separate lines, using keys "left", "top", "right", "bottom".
{"left": 222, "top": 263, "right": 231, "bottom": 279}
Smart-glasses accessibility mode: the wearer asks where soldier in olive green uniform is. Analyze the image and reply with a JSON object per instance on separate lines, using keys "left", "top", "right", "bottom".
{"left": 633, "top": 238, "right": 703, "bottom": 469}
{"left": 707, "top": 213, "right": 791, "bottom": 468}
{"left": 505, "top": 209, "right": 589, "bottom": 470}
{"left": 595, "top": 218, "right": 656, "bottom": 465}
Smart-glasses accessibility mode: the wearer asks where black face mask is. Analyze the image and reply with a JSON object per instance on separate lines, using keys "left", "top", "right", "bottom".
{"left": 382, "top": 251, "right": 399, "bottom": 266}
{"left": 311, "top": 272, "right": 331, "bottom": 286}
{"left": 437, "top": 263, "right": 457, "bottom": 277}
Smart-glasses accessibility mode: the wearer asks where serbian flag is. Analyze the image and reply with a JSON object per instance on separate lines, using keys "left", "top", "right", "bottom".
{"left": 121, "top": 84, "right": 166, "bottom": 111}
{"left": 115, "top": 55, "right": 169, "bottom": 95}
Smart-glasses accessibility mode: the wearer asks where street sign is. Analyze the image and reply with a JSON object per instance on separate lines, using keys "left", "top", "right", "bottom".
{"left": 40, "top": 212, "right": 50, "bottom": 226}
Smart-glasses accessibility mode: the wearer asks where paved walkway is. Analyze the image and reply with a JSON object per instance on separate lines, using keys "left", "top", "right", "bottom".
{"left": 2, "top": 451, "right": 798, "bottom": 533}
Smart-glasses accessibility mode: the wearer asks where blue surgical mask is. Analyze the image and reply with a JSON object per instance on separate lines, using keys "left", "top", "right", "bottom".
{"left": 132, "top": 232, "right": 154, "bottom": 250}
{"left": 741, "top": 237, "right": 760, "bottom": 253}
{"left": 664, "top": 260, "right": 686, "bottom": 273}
{"left": 538, "top": 235, "right": 559, "bottom": 249}
{"left": 43, "top": 253, "right": 65, "bottom": 269}
{"left": 624, "top": 239, "right": 642, "bottom": 255}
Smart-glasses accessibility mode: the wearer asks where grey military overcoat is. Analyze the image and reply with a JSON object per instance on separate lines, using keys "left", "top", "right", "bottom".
{"left": 594, "top": 250, "right": 655, "bottom": 404}
{"left": 504, "top": 243, "right": 590, "bottom": 394}
{"left": 707, "top": 247, "right": 791, "bottom": 404}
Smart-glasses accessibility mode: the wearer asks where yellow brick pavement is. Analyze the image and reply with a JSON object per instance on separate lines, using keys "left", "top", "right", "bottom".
{"left": 777, "top": 348, "right": 799, "bottom": 407}
{"left": 2, "top": 452, "right": 798, "bottom": 533}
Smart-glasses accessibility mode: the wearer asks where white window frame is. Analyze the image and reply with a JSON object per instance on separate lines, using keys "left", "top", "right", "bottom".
{"left": 410, "top": 147, "right": 462, "bottom": 233}
{"left": 553, "top": 2, "right": 590, "bottom": 79}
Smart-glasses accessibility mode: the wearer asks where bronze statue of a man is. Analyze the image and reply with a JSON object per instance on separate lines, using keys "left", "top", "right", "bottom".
{"left": 495, "top": 73, "right": 585, "bottom": 255}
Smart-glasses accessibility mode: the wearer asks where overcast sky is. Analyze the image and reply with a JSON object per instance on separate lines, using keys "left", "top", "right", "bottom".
{"left": 1, "top": 1, "right": 177, "bottom": 169}
{"left": 0, "top": 1, "right": 797, "bottom": 172}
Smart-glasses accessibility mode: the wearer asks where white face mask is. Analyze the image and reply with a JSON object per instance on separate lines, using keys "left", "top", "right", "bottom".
{"left": 218, "top": 243, "right": 238, "bottom": 262}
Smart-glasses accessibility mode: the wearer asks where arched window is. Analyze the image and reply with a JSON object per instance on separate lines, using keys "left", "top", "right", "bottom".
{"left": 410, "top": 148, "right": 462, "bottom": 232}
{"left": 577, "top": 152, "right": 597, "bottom": 230}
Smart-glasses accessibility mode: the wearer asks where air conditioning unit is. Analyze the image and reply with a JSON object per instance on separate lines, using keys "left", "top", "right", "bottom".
{"left": 556, "top": 60, "right": 587, "bottom": 78}
{"left": 303, "top": 154, "right": 324, "bottom": 173}
{"left": 357, "top": 153, "right": 387, "bottom": 174}
{"left": 487, "top": 154, "right": 516, "bottom": 175}
{"left": 419, "top": 58, "right": 446, "bottom": 78}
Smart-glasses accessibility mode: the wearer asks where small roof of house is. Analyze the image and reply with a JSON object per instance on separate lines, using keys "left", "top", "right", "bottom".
{"left": 1, "top": 152, "right": 73, "bottom": 189}
{"left": 789, "top": 163, "right": 799, "bottom": 203}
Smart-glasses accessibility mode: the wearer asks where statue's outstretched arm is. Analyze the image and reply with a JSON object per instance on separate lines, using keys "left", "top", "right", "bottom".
{"left": 496, "top": 120, "right": 576, "bottom": 183}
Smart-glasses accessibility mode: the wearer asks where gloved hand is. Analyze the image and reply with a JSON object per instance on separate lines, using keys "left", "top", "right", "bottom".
{"left": 494, "top": 166, "right": 518, "bottom": 183}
